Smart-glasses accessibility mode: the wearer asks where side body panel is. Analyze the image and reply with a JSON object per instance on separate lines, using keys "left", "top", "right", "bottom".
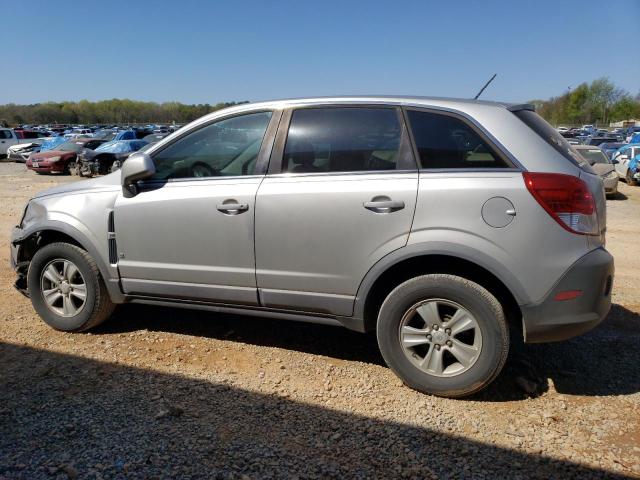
{"left": 409, "top": 172, "right": 589, "bottom": 306}
{"left": 255, "top": 172, "right": 418, "bottom": 315}
{"left": 114, "top": 177, "right": 262, "bottom": 305}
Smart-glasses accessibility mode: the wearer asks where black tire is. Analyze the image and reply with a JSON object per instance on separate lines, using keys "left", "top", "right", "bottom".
{"left": 376, "top": 274, "right": 509, "bottom": 398}
{"left": 65, "top": 160, "right": 77, "bottom": 175}
{"left": 27, "top": 242, "right": 115, "bottom": 332}
{"left": 626, "top": 170, "right": 637, "bottom": 186}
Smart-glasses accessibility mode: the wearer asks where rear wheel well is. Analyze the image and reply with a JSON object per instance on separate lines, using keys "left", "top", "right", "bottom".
{"left": 17, "top": 230, "right": 85, "bottom": 264}
{"left": 363, "top": 255, "right": 522, "bottom": 333}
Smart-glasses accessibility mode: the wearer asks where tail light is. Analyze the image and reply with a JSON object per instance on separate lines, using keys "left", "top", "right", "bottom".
{"left": 523, "top": 172, "right": 598, "bottom": 236}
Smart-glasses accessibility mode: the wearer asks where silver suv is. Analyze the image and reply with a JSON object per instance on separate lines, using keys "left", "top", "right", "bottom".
{"left": 10, "top": 97, "right": 614, "bottom": 397}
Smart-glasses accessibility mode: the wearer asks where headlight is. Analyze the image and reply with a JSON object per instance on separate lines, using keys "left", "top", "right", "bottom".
{"left": 48, "top": 156, "right": 61, "bottom": 163}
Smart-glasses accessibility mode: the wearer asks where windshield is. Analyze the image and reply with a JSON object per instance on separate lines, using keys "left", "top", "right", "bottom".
{"left": 57, "top": 142, "right": 83, "bottom": 152}
{"left": 579, "top": 149, "right": 610, "bottom": 165}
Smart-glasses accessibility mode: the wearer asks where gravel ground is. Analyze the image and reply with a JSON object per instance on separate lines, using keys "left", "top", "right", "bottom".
{"left": 0, "top": 162, "right": 638, "bottom": 479}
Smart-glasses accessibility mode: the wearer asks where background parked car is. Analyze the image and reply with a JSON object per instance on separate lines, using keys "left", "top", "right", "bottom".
{"left": 573, "top": 145, "right": 618, "bottom": 196}
{"left": 26, "top": 138, "right": 106, "bottom": 175}
{"left": 583, "top": 136, "right": 619, "bottom": 146}
{"left": 599, "top": 142, "right": 626, "bottom": 160}
{"left": 0, "top": 128, "right": 49, "bottom": 156}
{"left": 77, "top": 139, "right": 148, "bottom": 176}
{"left": 612, "top": 144, "right": 640, "bottom": 186}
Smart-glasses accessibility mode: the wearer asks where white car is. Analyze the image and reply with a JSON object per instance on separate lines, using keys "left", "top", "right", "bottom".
{"left": 64, "top": 129, "right": 93, "bottom": 139}
{"left": 0, "top": 128, "right": 49, "bottom": 156}
{"left": 557, "top": 126, "right": 569, "bottom": 132}
{"left": 612, "top": 144, "right": 640, "bottom": 185}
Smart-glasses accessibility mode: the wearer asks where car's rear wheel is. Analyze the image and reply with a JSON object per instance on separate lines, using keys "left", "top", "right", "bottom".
{"left": 377, "top": 274, "right": 509, "bottom": 398}
{"left": 27, "top": 242, "right": 115, "bottom": 332}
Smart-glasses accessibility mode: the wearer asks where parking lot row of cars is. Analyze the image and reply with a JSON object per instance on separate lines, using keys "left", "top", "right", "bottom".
{"left": 556, "top": 124, "right": 640, "bottom": 196}
{"left": 0, "top": 123, "right": 181, "bottom": 177}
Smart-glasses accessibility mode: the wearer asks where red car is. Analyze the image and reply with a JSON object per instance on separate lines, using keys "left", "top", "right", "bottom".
{"left": 26, "top": 138, "right": 106, "bottom": 174}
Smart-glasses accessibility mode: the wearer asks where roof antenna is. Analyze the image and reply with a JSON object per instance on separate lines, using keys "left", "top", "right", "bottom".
{"left": 474, "top": 74, "right": 497, "bottom": 100}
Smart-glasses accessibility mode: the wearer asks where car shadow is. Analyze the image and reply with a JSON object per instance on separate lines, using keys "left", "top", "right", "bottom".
{"left": 95, "top": 302, "right": 640, "bottom": 402}
{"left": 608, "top": 190, "right": 628, "bottom": 201}
{"left": 0, "top": 341, "right": 633, "bottom": 479}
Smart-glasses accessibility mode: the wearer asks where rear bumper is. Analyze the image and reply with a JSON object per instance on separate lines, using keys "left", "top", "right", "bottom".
{"left": 521, "top": 248, "right": 614, "bottom": 343}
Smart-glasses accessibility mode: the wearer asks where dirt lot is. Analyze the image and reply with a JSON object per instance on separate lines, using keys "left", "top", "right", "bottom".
{"left": 0, "top": 162, "right": 638, "bottom": 479}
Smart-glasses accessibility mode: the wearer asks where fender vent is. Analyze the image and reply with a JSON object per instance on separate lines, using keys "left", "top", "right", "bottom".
{"left": 107, "top": 210, "right": 117, "bottom": 264}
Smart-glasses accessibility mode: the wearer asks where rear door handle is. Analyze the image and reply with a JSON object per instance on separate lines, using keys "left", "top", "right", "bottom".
{"left": 216, "top": 203, "right": 249, "bottom": 215}
{"left": 363, "top": 200, "right": 405, "bottom": 213}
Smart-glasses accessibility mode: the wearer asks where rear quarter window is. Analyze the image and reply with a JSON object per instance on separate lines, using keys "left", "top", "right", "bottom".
{"left": 406, "top": 110, "right": 509, "bottom": 169}
{"left": 513, "top": 110, "right": 589, "bottom": 170}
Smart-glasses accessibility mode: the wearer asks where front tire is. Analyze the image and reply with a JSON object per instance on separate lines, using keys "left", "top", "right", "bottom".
{"left": 376, "top": 274, "right": 509, "bottom": 398}
{"left": 626, "top": 169, "right": 637, "bottom": 186}
{"left": 27, "top": 242, "right": 115, "bottom": 332}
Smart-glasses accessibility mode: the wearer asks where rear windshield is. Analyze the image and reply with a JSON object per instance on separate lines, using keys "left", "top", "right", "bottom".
{"left": 578, "top": 149, "right": 610, "bottom": 165}
{"left": 514, "top": 110, "right": 587, "bottom": 169}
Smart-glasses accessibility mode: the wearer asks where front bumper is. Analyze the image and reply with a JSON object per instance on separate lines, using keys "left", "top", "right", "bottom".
{"left": 521, "top": 248, "right": 614, "bottom": 343}
{"left": 10, "top": 227, "right": 29, "bottom": 297}
{"left": 603, "top": 175, "right": 618, "bottom": 193}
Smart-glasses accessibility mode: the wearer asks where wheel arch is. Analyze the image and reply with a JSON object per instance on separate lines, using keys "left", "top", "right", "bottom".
{"left": 354, "top": 246, "right": 525, "bottom": 334}
{"left": 15, "top": 222, "right": 124, "bottom": 303}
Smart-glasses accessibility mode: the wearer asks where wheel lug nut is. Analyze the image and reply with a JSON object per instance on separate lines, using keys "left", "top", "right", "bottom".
{"left": 435, "top": 344, "right": 441, "bottom": 350}
{"left": 426, "top": 334, "right": 432, "bottom": 341}
{"left": 445, "top": 328, "right": 451, "bottom": 335}
{"left": 446, "top": 340, "right": 453, "bottom": 347}
{"left": 433, "top": 324, "right": 439, "bottom": 330}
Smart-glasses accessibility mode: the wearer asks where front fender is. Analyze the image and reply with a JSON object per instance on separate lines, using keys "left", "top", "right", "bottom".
{"left": 14, "top": 218, "right": 124, "bottom": 303}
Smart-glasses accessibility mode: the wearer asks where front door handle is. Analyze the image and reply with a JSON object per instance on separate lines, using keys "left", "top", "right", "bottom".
{"left": 216, "top": 203, "right": 249, "bottom": 215}
{"left": 363, "top": 199, "right": 405, "bottom": 213}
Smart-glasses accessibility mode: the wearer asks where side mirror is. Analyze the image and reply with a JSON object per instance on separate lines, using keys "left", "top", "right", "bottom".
{"left": 121, "top": 152, "right": 155, "bottom": 196}
{"left": 612, "top": 159, "right": 619, "bottom": 164}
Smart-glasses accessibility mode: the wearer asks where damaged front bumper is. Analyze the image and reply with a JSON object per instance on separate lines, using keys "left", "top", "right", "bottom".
{"left": 10, "top": 226, "right": 30, "bottom": 297}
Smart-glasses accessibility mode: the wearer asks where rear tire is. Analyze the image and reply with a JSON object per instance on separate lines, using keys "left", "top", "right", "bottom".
{"left": 376, "top": 274, "right": 509, "bottom": 398}
{"left": 27, "top": 242, "right": 115, "bottom": 332}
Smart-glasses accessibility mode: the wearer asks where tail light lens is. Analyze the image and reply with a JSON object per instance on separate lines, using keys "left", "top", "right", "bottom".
{"left": 523, "top": 172, "right": 598, "bottom": 236}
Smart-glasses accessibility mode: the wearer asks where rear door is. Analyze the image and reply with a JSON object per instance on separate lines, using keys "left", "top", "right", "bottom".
{"left": 254, "top": 106, "right": 418, "bottom": 316}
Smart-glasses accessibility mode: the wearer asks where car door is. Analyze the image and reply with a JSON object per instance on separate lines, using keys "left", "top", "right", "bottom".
{"left": 613, "top": 147, "right": 631, "bottom": 177}
{"left": 254, "top": 106, "right": 418, "bottom": 316}
{"left": 0, "top": 129, "right": 18, "bottom": 155}
{"left": 114, "top": 110, "right": 280, "bottom": 305}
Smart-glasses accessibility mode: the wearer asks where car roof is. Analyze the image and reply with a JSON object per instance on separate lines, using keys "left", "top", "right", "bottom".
{"left": 235, "top": 95, "right": 530, "bottom": 110}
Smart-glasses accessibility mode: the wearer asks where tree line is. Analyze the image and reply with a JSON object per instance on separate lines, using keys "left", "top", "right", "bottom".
{"left": 530, "top": 77, "right": 640, "bottom": 127}
{"left": 0, "top": 99, "right": 248, "bottom": 126}
{"left": 1, "top": 78, "right": 638, "bottom": 128}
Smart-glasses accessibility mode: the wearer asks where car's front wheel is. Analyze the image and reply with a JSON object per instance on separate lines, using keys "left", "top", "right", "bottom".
{"left": 626, "top": 169, "right": 638, "bottom": 186}
{"left": 377, "top": 274, "right": 509, "bottom": 398}
{"left": 27, "top": 242, "right": 115, "bottom": 332}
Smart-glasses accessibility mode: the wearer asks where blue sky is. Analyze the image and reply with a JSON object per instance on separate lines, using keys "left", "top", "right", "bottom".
{"left": 2, "top": 0, "right": 639, "bottom": 104}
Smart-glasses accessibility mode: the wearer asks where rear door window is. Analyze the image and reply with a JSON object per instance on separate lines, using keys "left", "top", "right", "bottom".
{"left": 406, "top": 110, "right": 508, "bottom": 169}
{"left": 282, "top": 107, "right": 412, "bottom": 173}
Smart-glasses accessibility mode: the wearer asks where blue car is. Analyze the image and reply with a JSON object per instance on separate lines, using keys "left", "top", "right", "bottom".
{"left": 599, "top": 142, "right": 627, "bottom": 160}
{"left": 78, "top": 139, "right": 148, "bottom": 176}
